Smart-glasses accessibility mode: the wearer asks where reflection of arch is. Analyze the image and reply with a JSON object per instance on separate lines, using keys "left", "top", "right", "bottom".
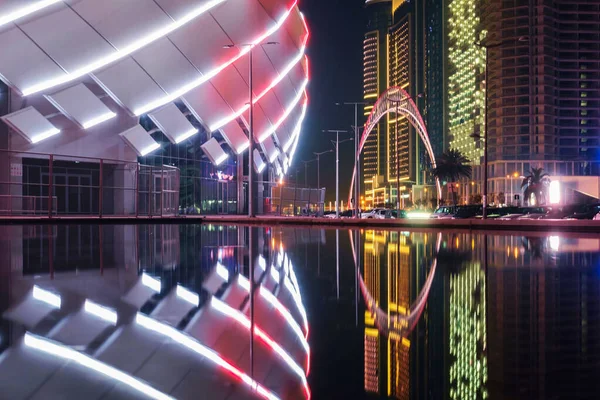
{"left": 349, "top": 86, "right": 442, "bottom": 203}
{"left": 350, "top": 232, "right": 442, "bottom": 338}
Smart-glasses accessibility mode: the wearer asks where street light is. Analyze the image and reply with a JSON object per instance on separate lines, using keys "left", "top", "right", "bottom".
{"left": 223, "top": 41, "right": 279, "bottom": 217}
{"left": 473, "top": 36, "right": 528, "bottom": 219}
{"left": 323, "top": 129, "right": 352, "bottom": 217}
{"left": 301, "top": 158, "right": 317, "bottom": 187}
{"left": 336, "top": 102, "right": 368, "bottom": 218}
{"left": 313, "top": 149, "right": 333, "bottom": 190}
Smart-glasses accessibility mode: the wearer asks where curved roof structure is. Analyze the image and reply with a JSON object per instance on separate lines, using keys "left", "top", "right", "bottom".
{"left": 0, "top": 0, "right": 309, "bottom": 177}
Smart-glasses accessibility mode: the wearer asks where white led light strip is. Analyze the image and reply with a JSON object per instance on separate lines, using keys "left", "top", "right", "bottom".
{"left": 21, "top": 0, "right": 227, "bottom": 96}
{"left": 24, "top": 333, "right": 173, "bottom": 400}
{"left": 0, "top": 0, "right": 61, "bottom": 29}
{"left": 209, "top": 33, "right": 309, "bottom": 133}
{"left": 174, "top": 128, "right": 199, "bottom": 143}
{"left": 84, "top": 300, "right": 118, "bottom": 324}
{"left": 140, "top": 143, "right": 160, "bottom": 157}
{"left": 82, "top": 111, "right": 117, "bottom": 129}
{"left": 215, "top": 153, "right": 229, "bottom": 166}
{"left": 132, "top": 0, "right": 300, "bottom": 116}
{"left": 135, "top": 313, "right": 280, "bottom": 400}
{"left": 211, "top": 297, "right": 310, "bottom": 396}
{"left": 31, "top": 127, "right": 60, "bottom": 144}
{"left": 283, "top": 97, "right": 308, "bottom": 152}
{"left": 258, "top": 78, "right": 308, "bottom": 143}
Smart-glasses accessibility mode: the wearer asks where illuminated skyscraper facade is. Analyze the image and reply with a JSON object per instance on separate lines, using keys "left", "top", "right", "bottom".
{"left": 481, "top": 1, "right": 600, "bottom": 197}
{"left": 363, "top": 0, "right": 392, "bottom": 208}
{"left": 363, "top": 0, "right": 444, "bottom": 207}
{"left": 447, "top": 0, "right": 486, "bottom": 165}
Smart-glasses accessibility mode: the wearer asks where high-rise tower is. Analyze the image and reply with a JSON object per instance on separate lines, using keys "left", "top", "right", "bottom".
{"left": 482, "top": 0, "right": 600, "bottom": 199}
{"left": 363, "top": 0, "right": 392, "bottom": 208}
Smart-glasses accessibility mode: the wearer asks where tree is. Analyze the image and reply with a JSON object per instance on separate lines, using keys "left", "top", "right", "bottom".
{"left": 432, "top": 149, "right": 472, "bottom": 206}
{"left": 497, "top": 192, "right": 505, "bottom": 205}
{"left": 521, "top": 167, "right": 550, "bottom": 206}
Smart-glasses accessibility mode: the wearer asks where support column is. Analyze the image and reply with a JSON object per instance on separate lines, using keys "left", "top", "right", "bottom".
{"left": 237, "top": 153, "right": 244, "bottom": 214}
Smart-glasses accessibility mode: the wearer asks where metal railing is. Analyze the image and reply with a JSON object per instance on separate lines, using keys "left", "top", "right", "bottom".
{"left": 0, "top": 149, "right": 179, "bottom": 218}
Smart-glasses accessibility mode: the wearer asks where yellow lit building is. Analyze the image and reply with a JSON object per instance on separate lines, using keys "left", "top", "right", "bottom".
{"left": 363, "top": 230, "right": 412, "bottom": 398}
{"left": 363, "top": 1, "right": 392, "bottom": 209}
{"left": 447, "top": 0, "right": 486, "bottom": 163}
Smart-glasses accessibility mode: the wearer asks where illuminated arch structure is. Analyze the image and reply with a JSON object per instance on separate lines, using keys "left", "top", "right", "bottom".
{"left": 349, "top": 86, "right": 442, "bottom": 203}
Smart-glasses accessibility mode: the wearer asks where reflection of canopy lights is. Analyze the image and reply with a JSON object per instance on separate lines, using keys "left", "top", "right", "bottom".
{"left": 176, "top": 285, "right": 200, "bottom": 307}
{"left": 549, "top": 236, "right": 559, "bottom": 251}
{"left": 24, "top": 333, "right": 174, "bottom": 400}
{"left": 0, "top": 0, "right": 61, "bottom": 28}
{"left": 141, "top": 273, "right": 161, "bottom": 293}
{"left": 271, "top": 267, "right": 280, "bottom": 283}
{"left": 32, "top": 286, "right": 61, "bottom": 308}
{"left": 21, "top": 0, "right": 227, "bottom": 96}
{"left": 216, "top": 262, "right": 229, "bottom": 281}
{"left": 84, "top": 300, "right": 117, "bottom": 325}
{"left": 135, "top": 313, "right": 280, "bottom": 400}
{"left": 211, "top": 297, "right": 309, "bottom": 394}
{"left": 133, "top": 0, "right": 299, "bottom": 116}
{"left": 259, "top": 287, "right": 309, "bottom": 353}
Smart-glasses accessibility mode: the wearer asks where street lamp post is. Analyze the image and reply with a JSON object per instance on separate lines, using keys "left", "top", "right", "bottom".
{"left": 337, "top": 102, "right": 368, "bottom": 218}
{"left": 313, "top": 150, "right": 333, "bottom": 190}
{"left": 324, "top": 129, "right": 352, "bottom": 217}
{"left": 301, "top": 159, "right": 317, "bottom": 187}
{"left": 224, "top": 41, "right": 278, "bottom": 217}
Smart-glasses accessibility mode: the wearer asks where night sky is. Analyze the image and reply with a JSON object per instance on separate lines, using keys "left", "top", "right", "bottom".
{"left": 295, "top": 0, "right": 365, "bottom": 203}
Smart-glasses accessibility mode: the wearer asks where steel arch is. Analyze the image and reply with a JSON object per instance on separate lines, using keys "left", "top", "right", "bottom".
{"left": 349, "top": 86, "right": 442, "bottom": 204}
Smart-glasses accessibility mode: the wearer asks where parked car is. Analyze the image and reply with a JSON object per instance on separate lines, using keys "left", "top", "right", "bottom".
{"left": 430, "top": 206, "right": 457, "bottom": 219}
{"left": 391, "top": 209, "right": 408, "bottom": 219}
{"left": 361, "top": 208, "right": 390, "bottom": 219}
{"left": 324, "top": 209, "right": 356, "bottom": 218}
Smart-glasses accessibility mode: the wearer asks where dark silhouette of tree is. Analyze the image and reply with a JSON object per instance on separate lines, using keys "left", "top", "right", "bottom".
{"left": 432, "top": 149, "right": 472, "bottom": 206}
{"left": 521, "top": 167, "right": 550, "bottom": 205}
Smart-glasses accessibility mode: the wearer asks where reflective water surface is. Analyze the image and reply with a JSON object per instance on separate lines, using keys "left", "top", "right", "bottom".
{"left": 0, "top": 224, "right": 599, "bottom": 399}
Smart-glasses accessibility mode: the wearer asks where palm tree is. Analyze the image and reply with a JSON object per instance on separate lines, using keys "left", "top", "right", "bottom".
{"left": 432, "top": 149, "right": 472, "bottom": 206}
{"left": 521, "top": 167, "right": 550, "bottom": 206}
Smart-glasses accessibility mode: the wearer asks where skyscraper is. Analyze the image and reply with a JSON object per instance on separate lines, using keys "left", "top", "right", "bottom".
{"left": 447, "top": 0, "right": 486, "bottom": 166}
{"left": 363, "top": 0, "right": 392, "bottom": 208}
{"left": 482, "top": 1, "right": 600, "bottom": 200}
{"left": 363, "top": 0, "right": 446, "bottom": 207}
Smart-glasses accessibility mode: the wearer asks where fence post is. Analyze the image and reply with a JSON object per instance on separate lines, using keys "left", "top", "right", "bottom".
{"left": 149, "top": 166, "right": 153, "bottom": 218}
{"left": 135, "top": 163, "right": 140, "bottom": 218}
{"left": 99, "top": 159, "right": 103, "bottom": 218}
{"left": 48, "top": 155, "right": 53, "bottom": 218}
{"left": 160, "top": 166, "right": 164, "bottom": 217}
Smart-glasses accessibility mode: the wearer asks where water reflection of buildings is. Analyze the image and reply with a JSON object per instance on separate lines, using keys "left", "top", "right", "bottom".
{"left": 0, "top": 224, "right": 313, "bottom": 400}
{"left": 362, "top": 230, "right": 437, "bottom": 399}
{"left": 486, "top": 234, "right": 600, "bottom": 400}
